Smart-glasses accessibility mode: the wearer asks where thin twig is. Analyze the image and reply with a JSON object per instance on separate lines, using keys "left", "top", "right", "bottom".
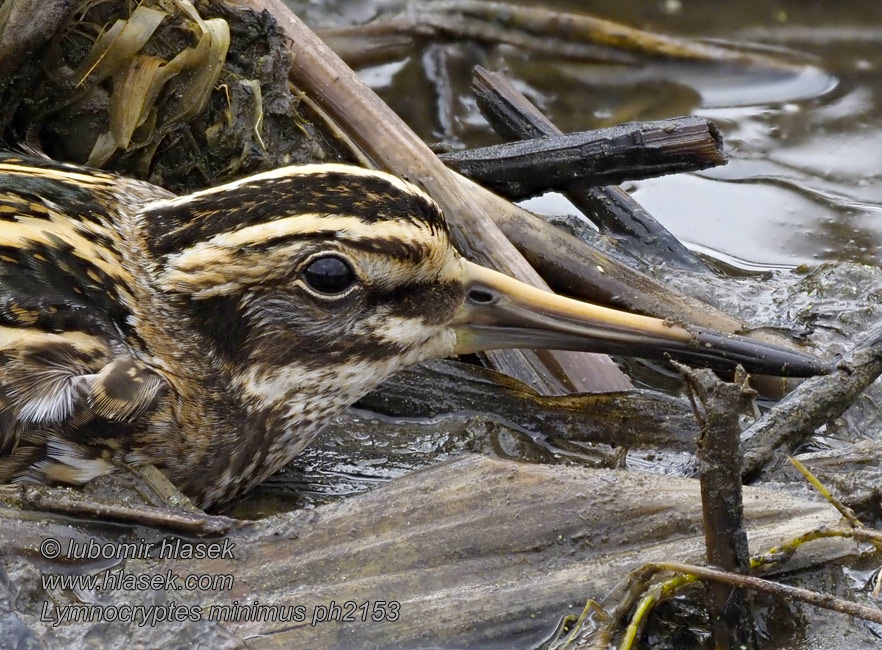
{"left": 600, "top": 525, "right": 875, "bottom": 647}
{"left": 651, "top": 562, "right": 882, "bottom": 624}
{"left": 789, "top": 456, "right": 865, "bottom": 531}
{"left": 0, "top": 484, "right": 245, "bottom": 535}
{"left": 752, "top": 526, "right": 881, "bottom": 570}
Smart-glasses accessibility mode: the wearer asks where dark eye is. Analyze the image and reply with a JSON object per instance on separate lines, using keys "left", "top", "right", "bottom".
{"left": 303, "top": 255, "right": 356, "bottom": 295}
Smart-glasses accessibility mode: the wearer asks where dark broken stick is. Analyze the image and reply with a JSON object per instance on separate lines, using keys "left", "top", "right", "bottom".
{"left": 741, "top": 322, "right": 882, "bottom": 480}
{"left": 439, "top": 116, "right": 726, "bottom": 199}
{"left": 464, "top": 75, "right": 812, "bottom": 366}
{"left": 680, "top": 365, "right": 757, "bottom": 650}
{"left": 471, "top": 65, "right": 709, "bottom": 273}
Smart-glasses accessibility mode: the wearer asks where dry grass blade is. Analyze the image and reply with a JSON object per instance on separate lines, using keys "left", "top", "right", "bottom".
{"left": 75, "top": 5, "right": 167, "bottom": 87}
{"left": 87, "top": 1, "right": 232, "bottom": 166}
{"left": 109, "top": 54, "right": 166, "bottom": 147}
{"left": 163, "top": 17, "right": 231, "bottom": 124}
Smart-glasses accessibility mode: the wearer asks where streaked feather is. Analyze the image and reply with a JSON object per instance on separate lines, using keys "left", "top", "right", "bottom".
{"left": 0, "top": 154, "right": 464, "bottom": 506}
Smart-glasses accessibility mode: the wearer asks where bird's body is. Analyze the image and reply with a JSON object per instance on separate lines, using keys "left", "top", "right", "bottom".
{"left": 0, "top": 156, "right": 464, "bottom": 505}
{"left": 0, "top": 155, "right": 827, "bottom": 507}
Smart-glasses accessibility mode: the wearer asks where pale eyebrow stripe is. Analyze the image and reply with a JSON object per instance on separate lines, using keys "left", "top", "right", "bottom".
{"left": 165, "top": 214, "right": 443, "bottom": 271}
{"left": 142, "top": 163, "right": 430, "bottom": 211}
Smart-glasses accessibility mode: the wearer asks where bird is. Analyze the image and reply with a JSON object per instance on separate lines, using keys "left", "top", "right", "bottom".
{"left": 0, "top": 154, "right": 827, "bottom": 507}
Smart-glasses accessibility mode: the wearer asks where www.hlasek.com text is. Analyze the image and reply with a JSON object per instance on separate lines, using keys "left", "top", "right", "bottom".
{"left": 42, "top": 567, "right": 234, "bottom": 593}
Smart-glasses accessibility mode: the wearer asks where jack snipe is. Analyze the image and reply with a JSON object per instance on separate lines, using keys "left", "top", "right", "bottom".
{"left": 0, "top": 155, "right": 826, "bottom": 506}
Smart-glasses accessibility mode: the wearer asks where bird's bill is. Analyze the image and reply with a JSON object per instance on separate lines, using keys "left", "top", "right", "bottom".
{"left": 452, "top": 261, "right": 828, "bottom": 377}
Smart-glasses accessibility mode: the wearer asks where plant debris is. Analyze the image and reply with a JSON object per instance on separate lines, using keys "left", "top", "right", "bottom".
{"left": 0, "top": 0, "right": 354, "bottom": 192}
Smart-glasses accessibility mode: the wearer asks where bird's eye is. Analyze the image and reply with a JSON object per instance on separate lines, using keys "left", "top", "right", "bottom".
{"left": 302, "top": 255, "right": 356, "bottom": 295}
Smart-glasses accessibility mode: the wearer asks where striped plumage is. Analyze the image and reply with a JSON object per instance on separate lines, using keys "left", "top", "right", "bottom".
{"left": 0, "top": 156, "right": 464, "bottom": 506}
{"left": 0, "top": 155, "right": 826, "bottom": 507}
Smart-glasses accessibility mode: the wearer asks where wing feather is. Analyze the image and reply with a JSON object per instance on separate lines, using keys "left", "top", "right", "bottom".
{"left": 0, "top": 156, "right": 171, "bottom": 486}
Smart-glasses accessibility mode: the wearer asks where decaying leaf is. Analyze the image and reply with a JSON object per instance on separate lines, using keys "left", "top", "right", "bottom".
{"left": 0, "top": 0, "right": 352, "bottom": 191}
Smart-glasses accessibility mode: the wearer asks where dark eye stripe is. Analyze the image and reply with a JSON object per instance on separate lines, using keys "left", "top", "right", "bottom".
{"left": 370, "top": 281, "right": 464, "bottom": 322}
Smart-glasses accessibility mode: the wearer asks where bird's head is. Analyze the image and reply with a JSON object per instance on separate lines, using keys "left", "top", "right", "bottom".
{"left": 142, "top": 163, "right": 826, "bottom": 401}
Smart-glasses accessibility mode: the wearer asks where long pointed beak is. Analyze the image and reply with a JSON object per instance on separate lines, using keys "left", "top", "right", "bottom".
{"left": 452, "top": 261, "right": 828, "bottom": 377}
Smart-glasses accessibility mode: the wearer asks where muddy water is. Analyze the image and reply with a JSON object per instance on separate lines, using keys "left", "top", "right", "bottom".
{"left": 606, "top": 1, "right": 882, "bottom": 270}
{"left": 290, "top": 0, "right": 882, "bottom": 271}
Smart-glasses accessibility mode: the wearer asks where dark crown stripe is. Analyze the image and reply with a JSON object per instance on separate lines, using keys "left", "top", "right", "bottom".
{"left": 144, "top": 169, "right": 447, "bottom": 257}
{"left": 235, "top": 230, "right": 431, "bottom": 263}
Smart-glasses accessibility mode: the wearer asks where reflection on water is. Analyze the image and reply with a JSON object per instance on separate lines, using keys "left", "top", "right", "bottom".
{"left": 520, "top": 5, "right": 882, "bottom": 269}
{"left": 288, "top": 0, "right": 882, "bottom": 270}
